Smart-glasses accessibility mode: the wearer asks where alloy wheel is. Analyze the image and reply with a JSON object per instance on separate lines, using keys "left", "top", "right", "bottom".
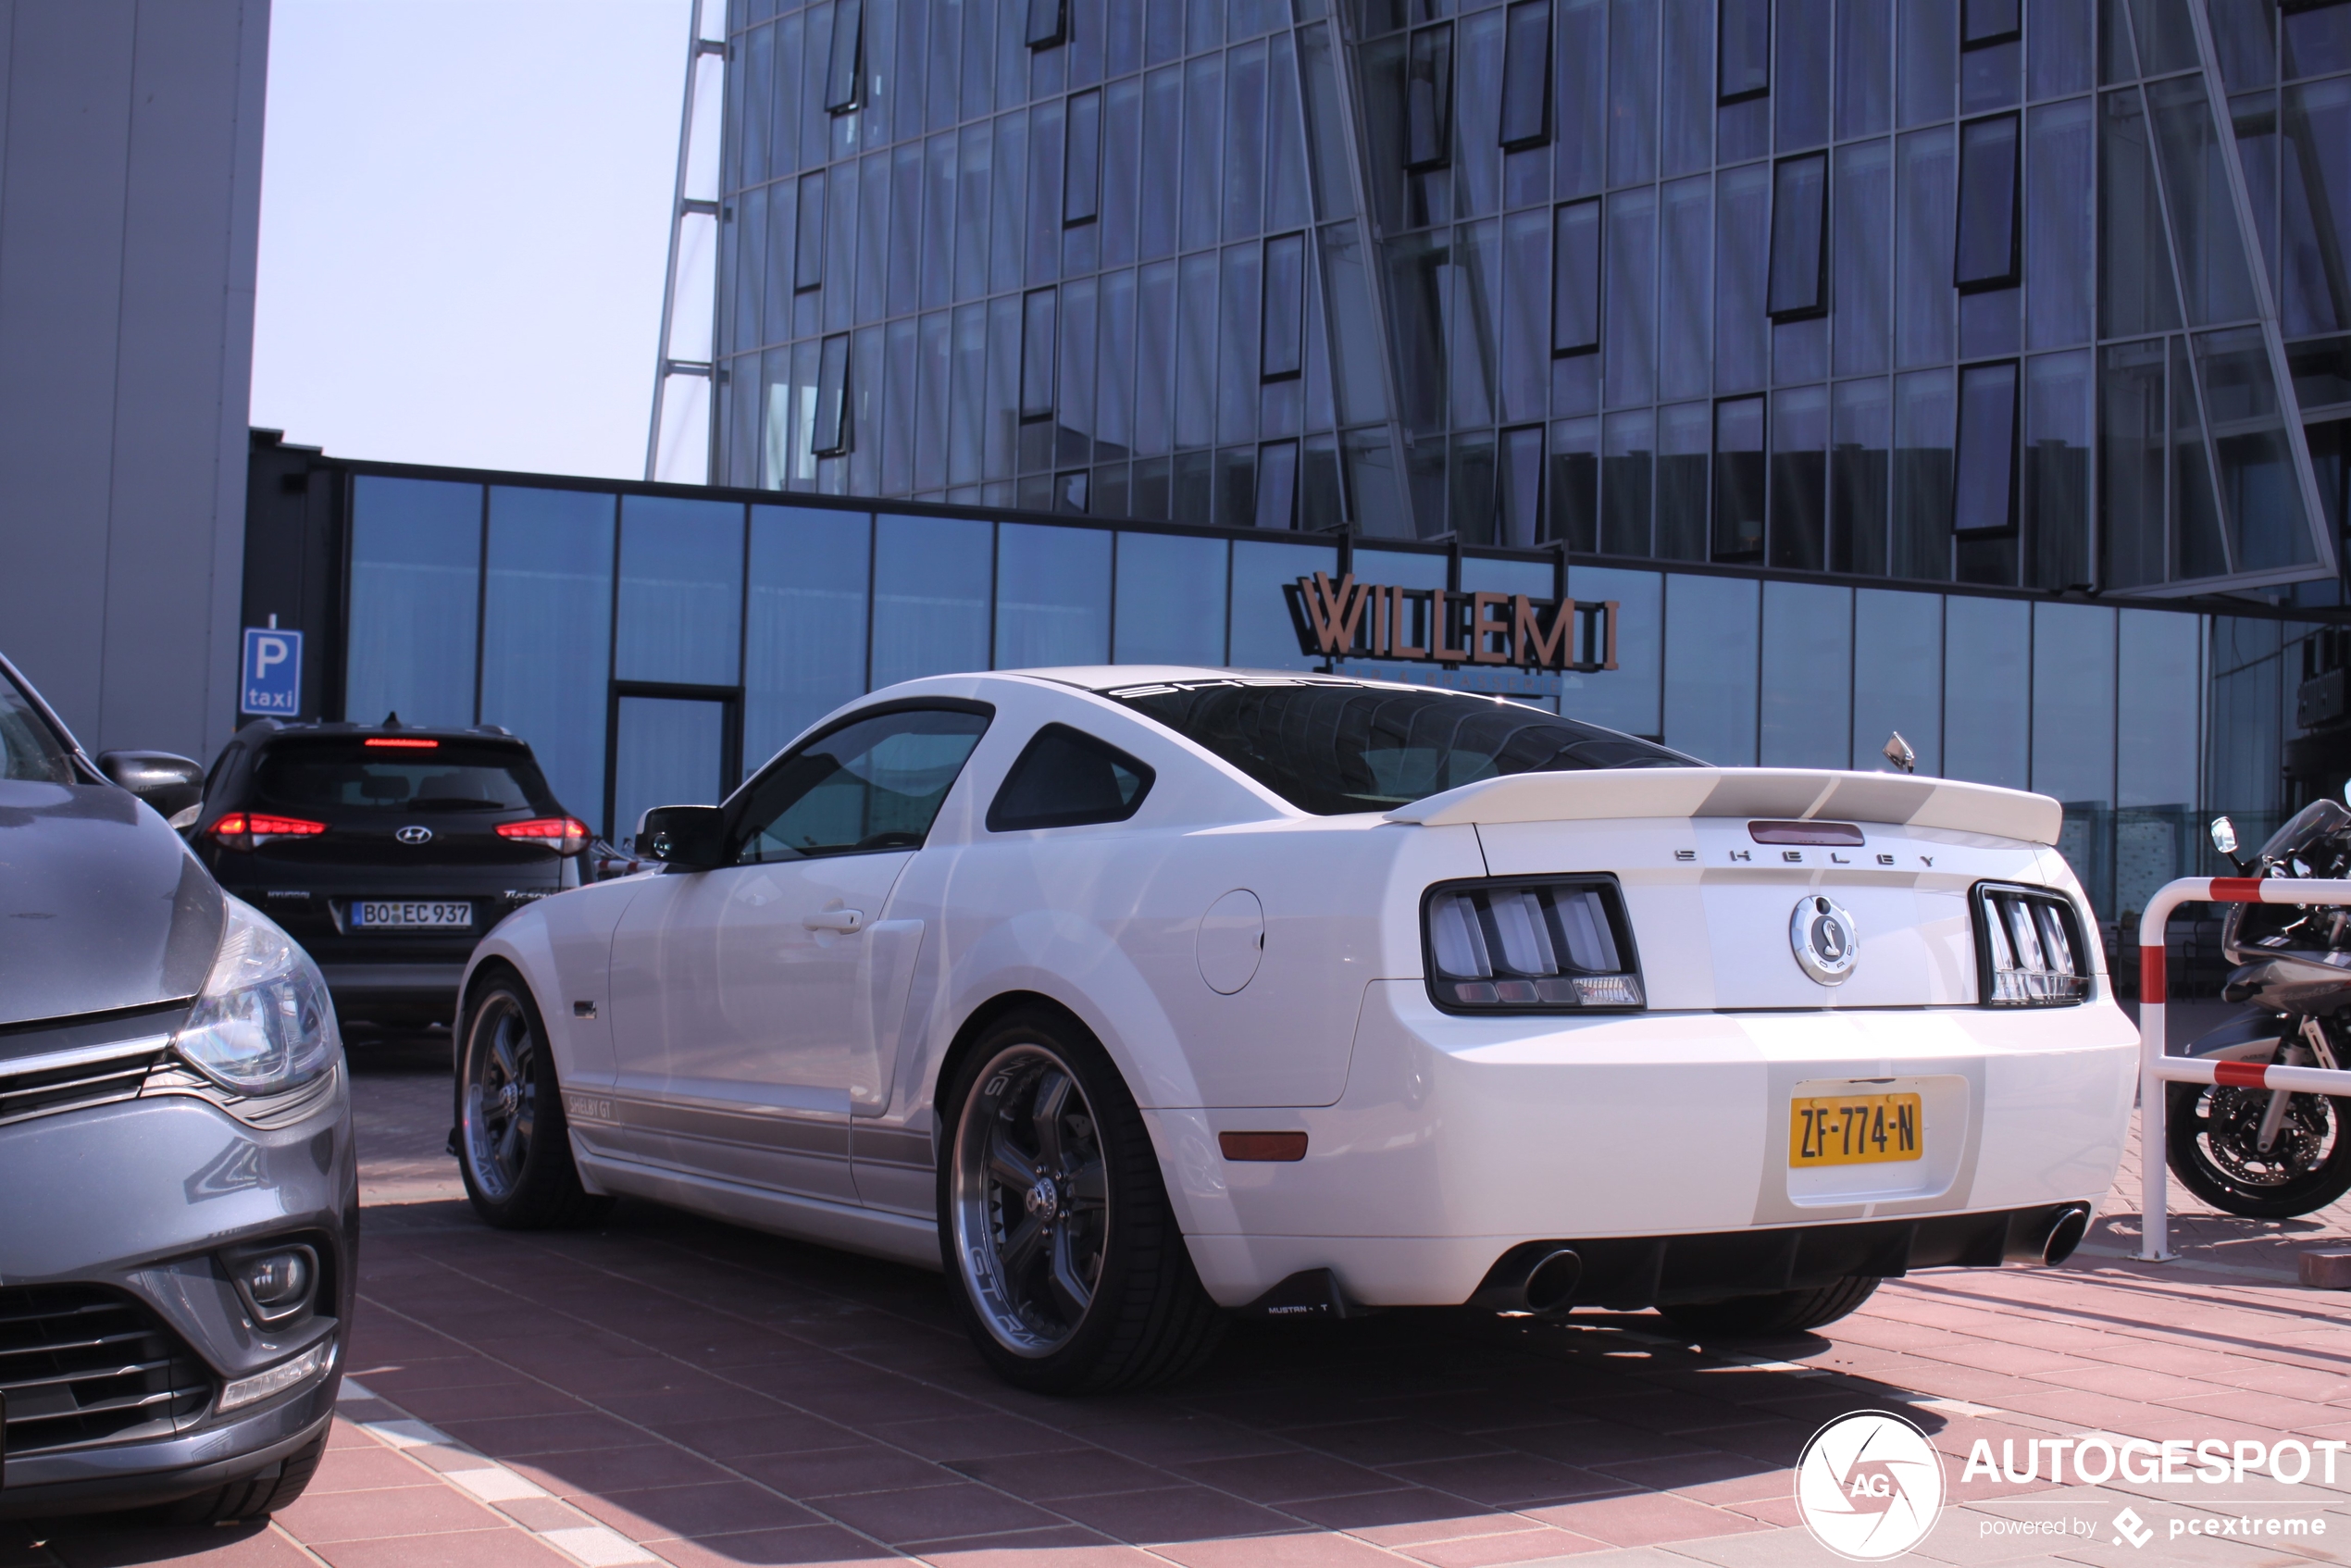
{"left": 950, "top": 1042, "right": 1110, "bottom": 1356}
{"left": 463, "top": 994, "right": 538, "bottom": 1201}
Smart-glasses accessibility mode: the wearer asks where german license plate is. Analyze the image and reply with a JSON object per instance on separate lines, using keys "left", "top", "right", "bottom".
{"left": 351, "top": 900, "right": 471, "bottom": 929}
{"left": 1789, "top": 1092, "right": 1922, "bottom": 1167}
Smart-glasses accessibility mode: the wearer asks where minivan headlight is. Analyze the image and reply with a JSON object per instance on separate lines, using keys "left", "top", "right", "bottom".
{"left": 172, "top": 897, "right": 340, "bottom": 1093}
{"left": 1423, "top": 877, "right": 1646, "bottom": 1012}
{"left": 1972, "top": 882, "right": 2090, "bottom": 1005}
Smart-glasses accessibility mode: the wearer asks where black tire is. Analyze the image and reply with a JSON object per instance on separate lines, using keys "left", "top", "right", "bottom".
{"left": 143, "top": 1429, "right": 329, "bottom": 1524}
{"left": 456, "top": 971, "right": 613, "bottom": 1230}
{"left": 2166, "top": 1081, "right": 2351, "bottom": 1219}
{"left": 937, "top": 1007, "right": 1225, "bottom": 1393}
{"left": 1659, "top": 1276, "right": 1883, "bottom": 1338}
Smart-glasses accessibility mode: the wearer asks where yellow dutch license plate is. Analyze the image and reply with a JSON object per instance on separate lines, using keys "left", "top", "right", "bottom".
{"left": 1789, "top": 1092, "right": 1923, "bottom": 1167}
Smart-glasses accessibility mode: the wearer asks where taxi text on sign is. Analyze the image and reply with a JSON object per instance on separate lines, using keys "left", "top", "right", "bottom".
{"left": 240, "top": 628, "right": 303, "bottom": 717}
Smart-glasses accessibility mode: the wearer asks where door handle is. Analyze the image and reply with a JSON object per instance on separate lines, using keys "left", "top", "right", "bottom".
{"left": 804, "top": 908, "right": 866, "bottom": 933}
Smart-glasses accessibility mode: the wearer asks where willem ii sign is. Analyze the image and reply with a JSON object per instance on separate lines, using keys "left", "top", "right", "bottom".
{"left": 1287, "top": 573, "right": 1620, "bottom": 673}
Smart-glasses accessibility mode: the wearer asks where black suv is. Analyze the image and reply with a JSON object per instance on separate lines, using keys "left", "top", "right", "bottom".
{"left": 190, "top": 720, "right": 588, "bottom": 1029}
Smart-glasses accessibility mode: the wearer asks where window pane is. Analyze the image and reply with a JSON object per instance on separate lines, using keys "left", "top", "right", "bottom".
{"left": 1065, "top": 89, "right": 1101, "bottom": 224}
{"left": 1101, "top": 80, "right": 1139, "bottom": 266}
{"left": 1026, "top": 0, "right": 1065, "bottom": 46}
{"left": 2117, "top": 607, "right": 2199, "bottom": 808}
{"left": 1942, "top": 592, "right": 2028, "bottom": 789}
{"left": 1140, "top": 66, "right": 1181, "bottom": 258}
{"left": 1020, "top": 288, "right": 1056, "bottom": 419}
{"left": 815, "top": 334, "right": 852, "bottom": 454}
{"left": 1837, "top": 0, "right": 1893, "bottom": 137}
{"left": 1852, "top": 587, "right": 1941, "bottom": 775}
{"left": 1225, "top": 39, "right": 1269, "bottom": 239}
{"left": 2196, "top": 327, "right": 2316, "bottom": 571}
{"left": 872, "top": 514, "right": 990, "bottom": 686}
{"left": 992, "top": 294, "right": 1026, "bottom": 479}
{"left": 739, "top": 707, "right": 989, "bottom": 860}
{"left": 1832, "top": 377, "right": 1892, "bottom": 574}
{"left": 2146, "top": 76, "right": 2260, "bottom": 325}
{"left": 2099, "top": 88, "right": 2182, "bottom": 337}
{"left": 346, "top": 478, "right": 480, "bottom": 730}
{"left": 1892, "top": 366, "right": 1955, "bottom": 579}
{"left": 1768, "top": 154, "right": 1830, "bottom": 317}
{"left": 2031, "top": 601, "right": 2115, "bottom": 809}
{"left": 2024, "top": 349, "right": 2092, "bottom": 589}
{"left": 1113, "top": 530, "right": 1227, "bottom": 662}
{"left": 996, "top": 522, "right": 1110, "bottom": 666}
{"left": 1897, "top": 0, "right": 1955, "bottom": 127}
{"left": 1760, "top": 579, "right": 1851, "bottom": 767}
{"left": 479, "top": 488, "right": 612, "bottom": 820}
{"left": 1659, "top": 176, "right": 1712, "bottom": 401}
{"left": 1267, "top": 32, "right": 1311, "bottom": 231}
{"left": 1769, "top": 384, "right": 1829, "bottom": 569}
{"left": 1776, "top": 0, "right": 1831, "bottom": 149}
{"left": 1547, "top": 416, "right": 1601, "bottom": 548}
{"left": 614, "top": 697, "right": 727, "bottom": 845}
{"left": 1229, "top": 537, "right": 1336, "bottom": 667}
{"left": 1561, "top": 565, "right": 1662, "bottom": 735}
{"left": 921, "top": 133, "right": 955, "bottom": 309}
{"left": 2171, "top": 333, "right": 2229, "bottom": 579}
{"left": 1953, "top": 360, "right": 2020, "bottom": 535}
{"left": 1177, "top": 251, "right": 1218, "bottom": 450}
{"left": 1263, "top": 232, "right": 1307, "bottom": 380}
{"left": 1184, "top": 54, "right": 1226, "bottom": 246}
{"left": 1555, "top": 0, "right": 1605, "bottom": 196}
{"left": 618, "top": 496, "right": 743, "bottom": 686}
{"left": 2024, "top": 98, "right": 2094, "bottom": 347}
{"left": 1714, "top": 163, "right": 1770, "bottom": 392}
{"left": 1136, "top": 260, "right": 1176, "bottom": 454}
{"left": 1896, "top": 126, "right": 1957, "bottom": 366}
{"left": 1663, "top": 573, "right": 1759, "bottom": 765}
{"left": 1059, "top": 277, "right": 1098, "bottom": 467}
{"left": 1962, "top": 0, "right": 2019, "bottom": 46}
{"left": 1718, "top": 0, "right": 1769, "bottom": 100}
{"left": 2099, "top": 338, "right": 2166, "bottom": 589}
{"left": 1603, "top": 406, "right": 1654, "bottom": 554}
{"left": 1834, "top": 140, "right": 1894, "bottom": 375}
{"left": 2281, "top": 80, "right": 2351, "bottom": 338}
{"left": 827, "top": 0, "right": 865, "bottom": 109}
{"left": 1552, "top": 199, "right": 1601, "bottom": 355}
{"left": 797, "top": 169, "right": 827, "bottom": 290}
{"left": 1026, "top": 97, "right": 1063, "bottom": 283}
{"left": 746, "top": 506, "right": 869, "bottom": 767}
{"left": 1711, "top": 396, "right": 1766, "bottom": 560}
{"left": 1657, "top": 400, "right": 1710, "bottom": 559}
{"left": 1222, "top": 243, "right": 1265, "bottom": 442}
{"left": 1661, "top": 0, "right": 1715, "bottom": 173}
{"left": 2026, "top": 0, "right": 2090, "bottom": 96}
{"left": 1500, "top": 1, "right": 1552, "bottom": 150}
{"left": 1605, "top": 189, "right": 1658, "bottom": 407}
{"left": 1608, "top": 0, "right": 1656, "bottom": 184}
{"left": 1407, "top": 23, "right": 1454, "bottom": 168}
{"left": 1956, "top": 114, "right": 2021, "bottom": 288}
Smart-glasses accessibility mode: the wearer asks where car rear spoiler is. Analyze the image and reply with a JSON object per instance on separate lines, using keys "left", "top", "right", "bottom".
{"left": 1385, "top": 767, "right": 2063, "bottom": 846}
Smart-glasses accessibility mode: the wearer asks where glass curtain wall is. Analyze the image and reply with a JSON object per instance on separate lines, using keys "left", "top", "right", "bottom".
{"left": 715, "top": 0, "right": 1383, "bottom": 532}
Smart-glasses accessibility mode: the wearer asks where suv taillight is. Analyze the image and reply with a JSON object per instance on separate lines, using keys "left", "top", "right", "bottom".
{"left": 1973, "top": 882, "right": 2090, "bottom": 1005}
{"left": 496, "top": 816, "right": 590, "bottom": 855}
{"left": 1423, "top": 877, "right": 1645, "bottom": 1012}
{"left": 210, "top": 812, "right": 327, "bottom": 852}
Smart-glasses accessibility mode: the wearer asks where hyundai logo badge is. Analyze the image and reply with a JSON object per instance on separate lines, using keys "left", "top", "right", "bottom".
{"left": 395, "top": 825, "right": 434, "bottom": 845}
{"left": 1790, "top": 895, "right": 1859, "bottom": 985}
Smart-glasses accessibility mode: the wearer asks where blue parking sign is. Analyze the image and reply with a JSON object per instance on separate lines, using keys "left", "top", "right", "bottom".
{"left": 241, "top": 628, "right": 303, "bottom": 716}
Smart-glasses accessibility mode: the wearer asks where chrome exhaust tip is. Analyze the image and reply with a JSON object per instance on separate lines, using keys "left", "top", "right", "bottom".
{"left": 2038, "top": 1204, "right": 2092, "bottom": 1267}
{"left": 1522, "top": 1248, "right": 1584, "bottom": 1313}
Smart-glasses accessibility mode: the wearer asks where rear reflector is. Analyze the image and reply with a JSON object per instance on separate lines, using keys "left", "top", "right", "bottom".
{"left": 363, "top": 737, "right": 439, "bottom": 749}
{"left": 209, "top": 812, "right": 328, "bottom": 851}
{"left": 1219, "top": 1131, "right": 1309, "bottom": 1162}
{"left": 1748, "top": 820, "right": 1865, "bottom": 846}
{"left": 496, "top": 816, "right": 591, "bottom": 855}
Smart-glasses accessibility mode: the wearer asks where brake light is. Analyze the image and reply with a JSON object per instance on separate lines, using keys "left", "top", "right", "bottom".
{"left": 364, "top": 737, "right": 439, "bottom": 749}
{"left": 209, "top": 812, "right": 328, "bottom": 852}
{"left": 497, "top": 816, "right": 590, "bottom": 855}
{"left": 1423, "top": 877, "right": 1646, "bottom": 1012}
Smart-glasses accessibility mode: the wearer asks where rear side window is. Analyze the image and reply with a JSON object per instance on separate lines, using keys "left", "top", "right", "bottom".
{"left": 736, "top": 705, "right": 992, "bottom": 862}
{"left": 987, "top": 724, "right": 1155, "bottom": 831}
{"left": 256, "top": 741, "right": 552, "bottom": 813}
{"left": 0, "top": 675, "right": 73, "bottom": 784}
{"left": 1109, "top": 678, "right": 1692, "bottom": 816}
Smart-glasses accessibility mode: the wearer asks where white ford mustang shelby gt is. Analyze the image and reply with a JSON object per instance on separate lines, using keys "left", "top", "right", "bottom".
{"left": 453, "top": 668, "right": 2137, "bottom": 1391}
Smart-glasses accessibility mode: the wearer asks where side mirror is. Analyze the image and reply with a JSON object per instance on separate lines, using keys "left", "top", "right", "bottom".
{"left": 97, "top": 751, "right": 205, "bottom": 823}
{"left": 2209, "top": 816, "right": 2238, "bottom": 857}
{"left": 635, "top": 804, "right": 727, "bottom": 869}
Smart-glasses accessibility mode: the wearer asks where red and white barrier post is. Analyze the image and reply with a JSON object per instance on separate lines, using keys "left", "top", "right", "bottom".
{"left": 2136, "top": 876, "right": 2351, "bottom": 1260}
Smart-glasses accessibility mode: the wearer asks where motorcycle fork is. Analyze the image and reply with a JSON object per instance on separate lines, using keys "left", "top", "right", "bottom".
{"left": 2256, "top": 1017, "right": 2340, "bottom": 1153}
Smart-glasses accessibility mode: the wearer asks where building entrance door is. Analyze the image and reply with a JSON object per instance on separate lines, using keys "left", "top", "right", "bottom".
{"left": 607, "top": 689, "right": 740, "bottom": 846}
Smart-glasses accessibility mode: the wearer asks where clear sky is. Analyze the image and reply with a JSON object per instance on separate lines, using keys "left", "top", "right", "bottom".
{"left": 250, "top": 0, "right": 692, "bottom": 480}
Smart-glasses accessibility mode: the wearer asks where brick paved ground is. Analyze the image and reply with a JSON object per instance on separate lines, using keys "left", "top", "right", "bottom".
{"left": 8, "top": 1032, "right": 2350, "bottom": 1568}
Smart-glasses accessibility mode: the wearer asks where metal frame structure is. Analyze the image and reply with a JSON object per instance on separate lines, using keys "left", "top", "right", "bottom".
{"left": 645, "top": 0, "right": 728, "bottom": 483}
{"left": 2135, "top": 875, "right": 2351, "bottom": 1260}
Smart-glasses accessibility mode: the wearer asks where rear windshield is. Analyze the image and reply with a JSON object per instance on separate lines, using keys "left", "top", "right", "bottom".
{"left": 1, "top": 673, "right": 74, "bottom": 785}
{"left": 1108, "top": 678, "right": 1693, "bottom": 815}
{"left": 257, "top": 740, "right": 554, "bottom": 814}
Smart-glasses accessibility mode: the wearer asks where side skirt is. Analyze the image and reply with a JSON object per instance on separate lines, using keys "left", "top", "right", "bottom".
{"left": 573, "top": 1151, "right": 942, "bottom": 1271}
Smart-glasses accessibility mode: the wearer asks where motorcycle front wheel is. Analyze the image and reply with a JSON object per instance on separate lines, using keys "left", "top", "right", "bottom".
{"left": 2165, "top": 1081, "right": 2351, "bottom": 1219}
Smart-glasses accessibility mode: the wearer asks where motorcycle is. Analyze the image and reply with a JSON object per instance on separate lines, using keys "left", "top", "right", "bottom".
{"left": 2163, "top": 801, "right": 2351, "bottom": 1218}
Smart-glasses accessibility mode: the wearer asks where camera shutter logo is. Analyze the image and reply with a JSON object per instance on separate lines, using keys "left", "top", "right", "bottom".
{"left": 1794, "top": 1410, "right": 1947, "bottom": 1561}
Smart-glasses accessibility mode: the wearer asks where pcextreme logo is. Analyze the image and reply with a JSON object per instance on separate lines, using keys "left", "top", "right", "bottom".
{"left": 1794, "top": 1411, "right": 1948, "bottom": 1562}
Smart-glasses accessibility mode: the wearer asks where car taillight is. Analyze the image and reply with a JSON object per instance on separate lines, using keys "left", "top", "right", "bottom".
{"left": 209, "top": 812, "right": 328, "bottom": 852}
{"left": 1973, "top": 882, "right": 2090, "bottom": 1005}
{"left": 497, "top": 816, "right": 590, "bottom": 855}
{"left": 1423, "top": 877, "right": 1645, "bottom": 1012}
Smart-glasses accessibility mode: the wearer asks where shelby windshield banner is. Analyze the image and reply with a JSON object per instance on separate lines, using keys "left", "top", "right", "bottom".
{"left": 1287, "top": 572, "right": 1619, "bottom": 673}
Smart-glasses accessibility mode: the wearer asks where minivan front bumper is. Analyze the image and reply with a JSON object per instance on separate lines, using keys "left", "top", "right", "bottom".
{"left": 0, "top": 1075, "right": 357, "bottom": 1518}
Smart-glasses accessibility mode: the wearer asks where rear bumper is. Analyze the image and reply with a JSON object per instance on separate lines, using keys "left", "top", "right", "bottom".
{"left": 1157, "top": 981, "right": 2139, "bottom": 1309}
